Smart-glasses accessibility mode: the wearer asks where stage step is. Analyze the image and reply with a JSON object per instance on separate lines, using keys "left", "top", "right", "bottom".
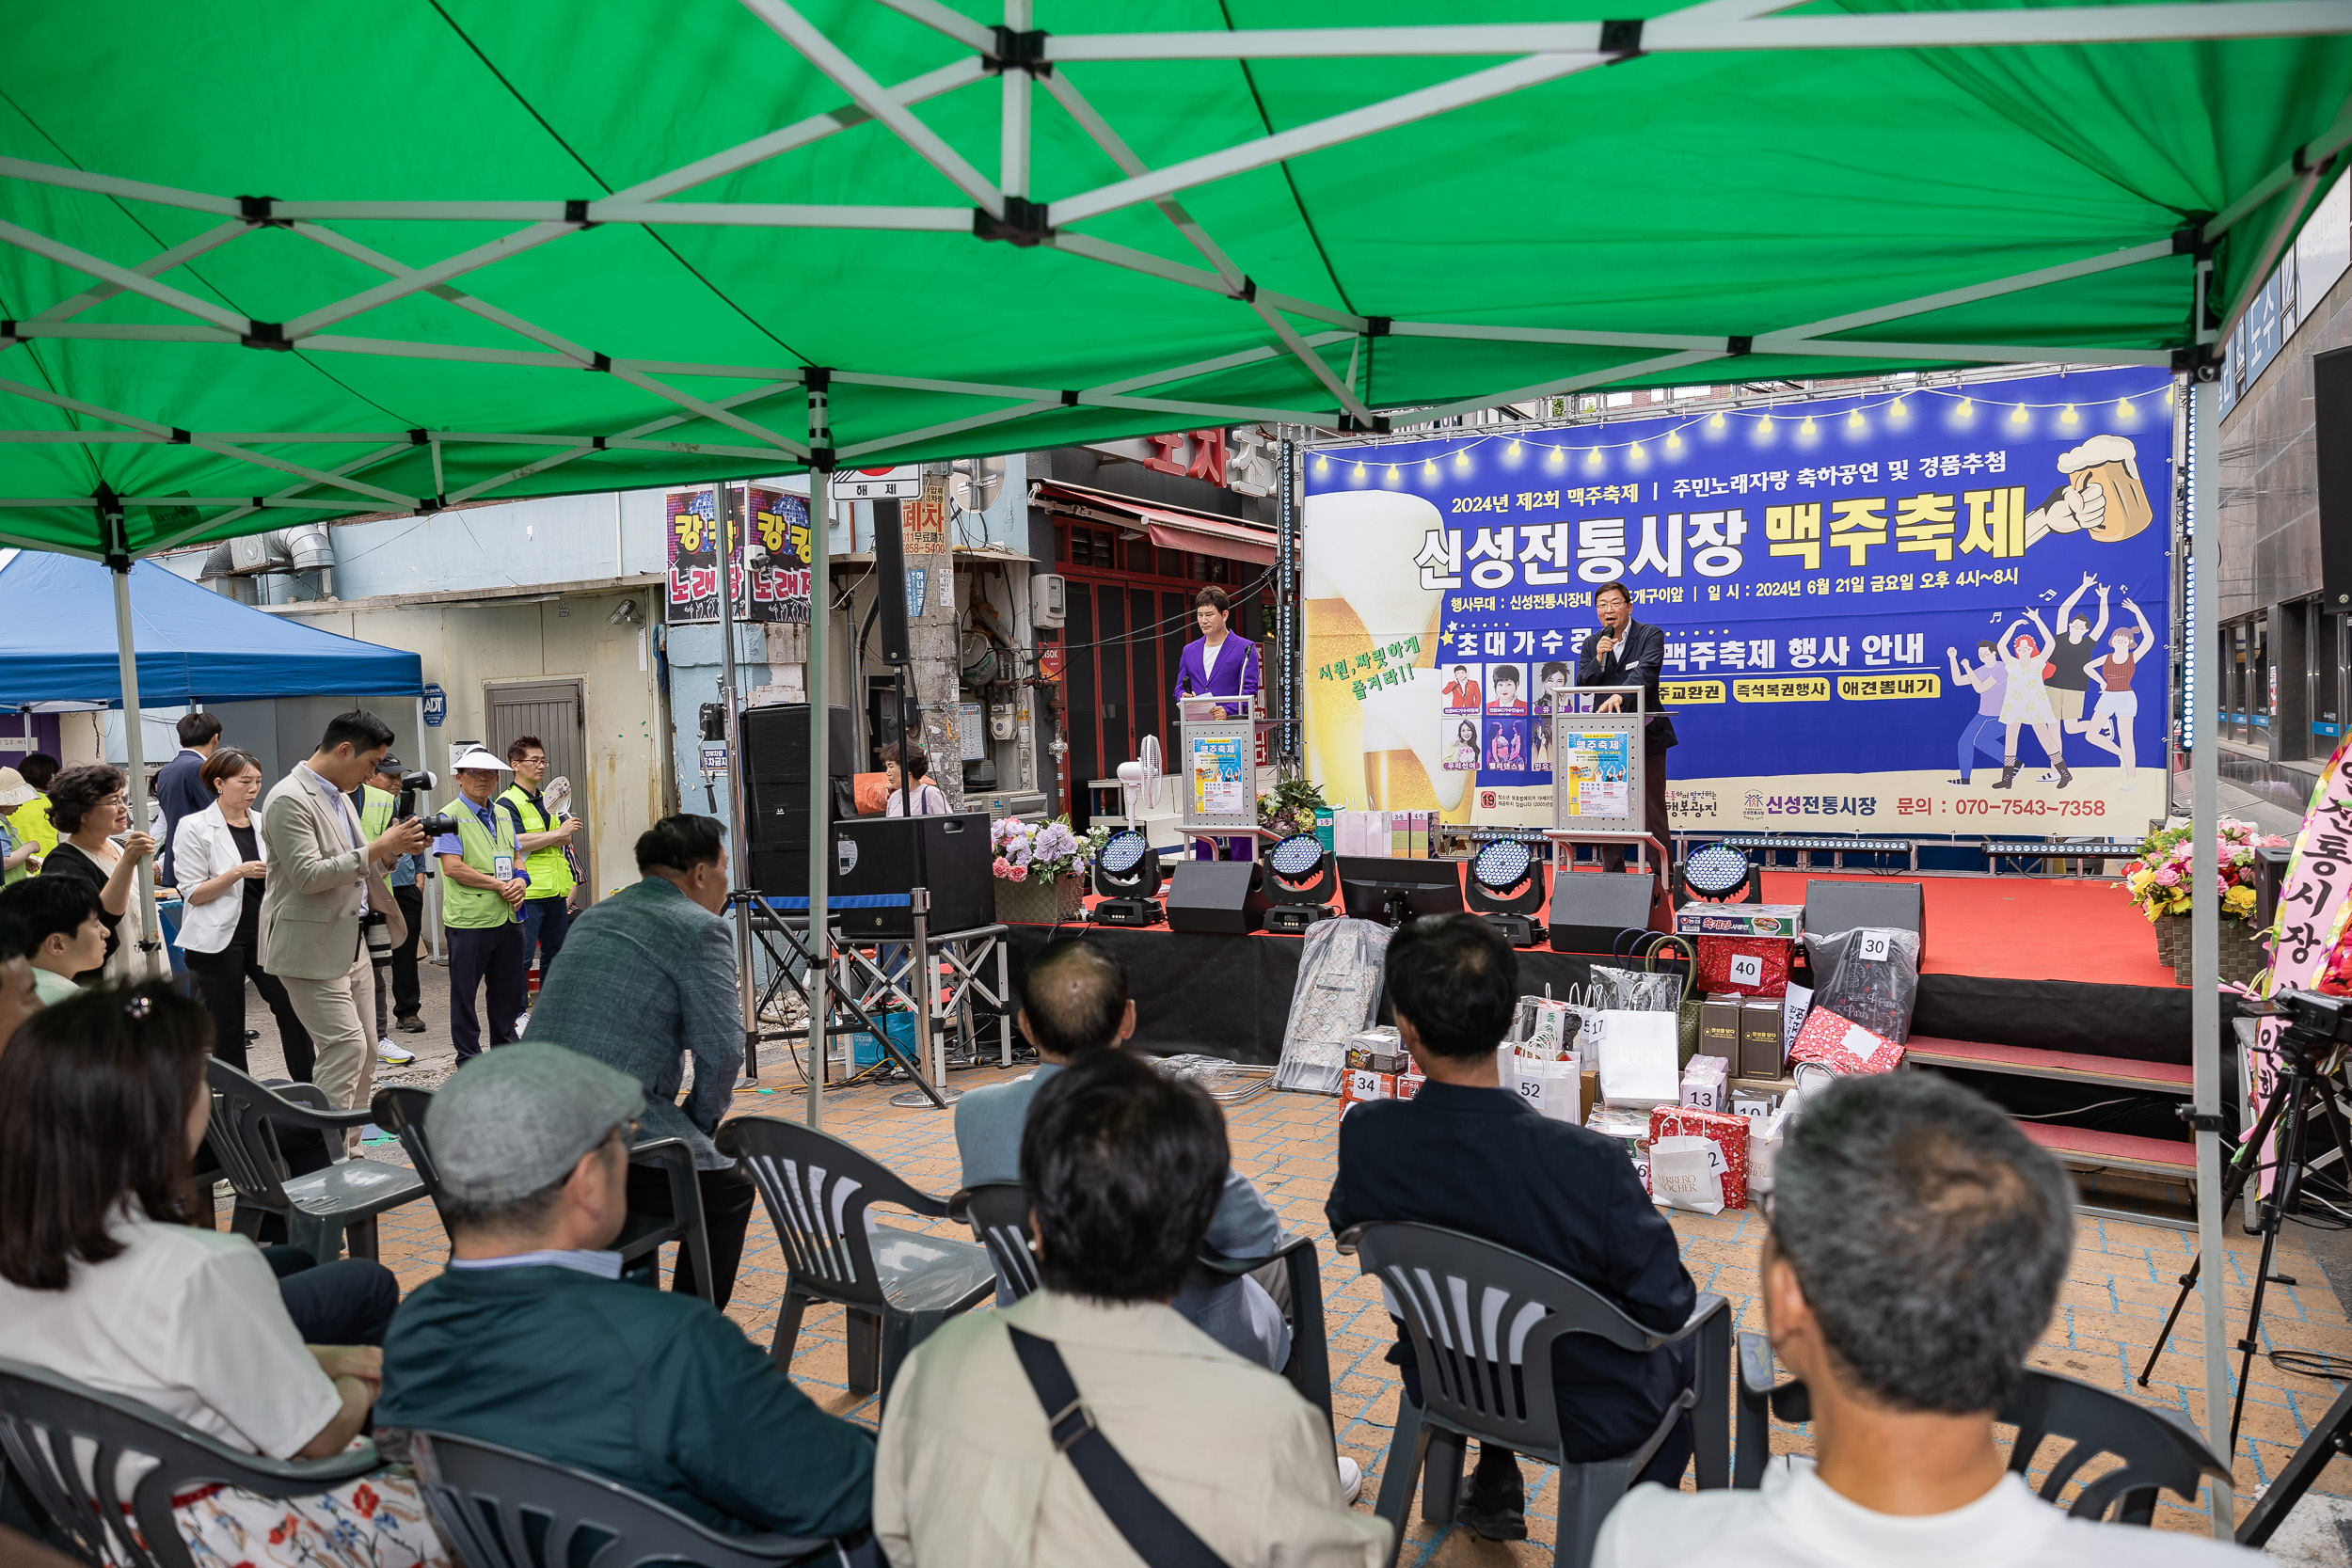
{"left": 1904, "top": 1037, "right": 2191, "bottom": 1096}
{"left": 2017, "top": 1120, "right": 2196, "bottom": 1180}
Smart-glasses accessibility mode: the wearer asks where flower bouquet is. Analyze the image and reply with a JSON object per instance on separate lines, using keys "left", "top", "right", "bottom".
{"left": 2114, "top": 818, "right": 2287, "bottom": 982}
{"left": 990, "top": 815, "right": 1110, "bottom": 925}
{"left": 1258, "top": 774, "right": 1333, "bottom": 841}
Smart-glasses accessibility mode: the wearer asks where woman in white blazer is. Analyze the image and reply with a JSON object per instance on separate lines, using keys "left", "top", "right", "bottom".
{"left": 172, "top": 748, "right": 315, "bottom": 1079}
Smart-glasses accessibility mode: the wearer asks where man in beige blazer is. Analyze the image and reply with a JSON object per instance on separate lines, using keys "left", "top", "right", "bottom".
{"left": 261, "top": 709, "right": 426, "bottom": 1146}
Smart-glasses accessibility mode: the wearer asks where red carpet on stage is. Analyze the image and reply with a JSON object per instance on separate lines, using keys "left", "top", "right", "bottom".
{"left": 1759, "top": 871, "right": 2176, "bottom": 989}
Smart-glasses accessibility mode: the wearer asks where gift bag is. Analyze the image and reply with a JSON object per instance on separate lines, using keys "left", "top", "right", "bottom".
{"left": 1804, "top": 926, "right": 1921, "bottom": 1043}
{"left": 1510, "top": 1055, "right": 1582, "bottom": 1123}
{"left": 1591, "top": 1009, "right": 1681, "bottom": 1109}
{"left": 1788, "top": 1003, "right": 1906, "bottom": 1075}
{"left": 1694, "top": 933, "right": 1791, "bottom": 999}
{"left": 1649, "top": 1135, "right": 1728, "bottom": 1215}
{"left": 1648, "top": 1104, "right": 1752, "bottom": 1208}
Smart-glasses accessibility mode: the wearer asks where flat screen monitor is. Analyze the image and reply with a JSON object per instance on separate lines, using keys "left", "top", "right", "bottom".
{"left": 1337, "top": 856, "right": 1466, "bottom": 923}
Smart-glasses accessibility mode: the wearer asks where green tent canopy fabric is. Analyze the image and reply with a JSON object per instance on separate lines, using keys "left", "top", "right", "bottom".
{"left": 0, "top": 0, "right": 2347, "bottom": 556}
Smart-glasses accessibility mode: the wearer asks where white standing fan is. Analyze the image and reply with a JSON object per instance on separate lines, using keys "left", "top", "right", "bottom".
{"left": 1118, "top": 735, "right": 1163, "bottom": 825}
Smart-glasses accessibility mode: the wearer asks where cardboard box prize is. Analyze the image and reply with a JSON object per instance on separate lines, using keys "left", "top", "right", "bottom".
{"left": 1675, "top": 904, "right": 1803, "bottom": 941}
{"left": 1788, "top": 1004, "right": 1906, "bottom": 1076}
{"left": 1697, "top": 993, "right": 1743, "bottom": 1063}
{"left": 1739, "top": 996, "right": 1787, "bottom": 1078}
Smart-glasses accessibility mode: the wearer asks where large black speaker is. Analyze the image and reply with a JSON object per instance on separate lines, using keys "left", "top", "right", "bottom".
{"left": 1804, "top": 879, "right": 1926, "bottom": 951}
{"left": 872, "top": 499, "right": 912, "bottom": 667}
{"left": 1166, "top": 861, "right": 1268, "bottom": 935}
{"left": 2317, "top": 346, "right": 2352, "bottom": 609}
{"left": 1545, "top": 870, "right": 1659, "bottom": 954}
{"left": 818, "top": 812, "right": 993, "bottom": 937}
{"left": 741, "top": 704, "right": 856, "bottom": 896}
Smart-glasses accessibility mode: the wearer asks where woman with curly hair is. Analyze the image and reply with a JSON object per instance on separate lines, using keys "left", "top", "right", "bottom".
{"left": 38, "top": 764, "right": 158, "bottom": 983}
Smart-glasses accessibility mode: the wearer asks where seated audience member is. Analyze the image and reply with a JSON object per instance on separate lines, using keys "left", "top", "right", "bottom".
{"left": 1595, "top": 1074, "right": 2258, "bottom": 1566}
{"left": 377, "top": 1043, "right": 875, "bottom": 1543}
{"left": 956, "top": 938, "right": 1292, "bottom": 1370}
{"left": 0, "top": 907, "right": 43, "bottom": 1048}
{"left": 0, "top": 874, "right": 107, "bottom": 1006}
{"left": 1326, "top": 914, "right": 1697, "bottom": 1543}
{"left": 524, "top": 814, "right": 757, "bottom": 1308}
{"left": 878, "top": 1050, "right": 1389, "bottom": 1568}
{"left": 0, "top": 983, "right": 433, "bottom": 1568}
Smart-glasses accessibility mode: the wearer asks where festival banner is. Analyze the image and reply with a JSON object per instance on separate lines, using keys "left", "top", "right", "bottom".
{"left": 666, "top": 485, "right": 811, "bottom": 625}
{"left": 1301, "top": 366, "right": 2176, "bottom": 834}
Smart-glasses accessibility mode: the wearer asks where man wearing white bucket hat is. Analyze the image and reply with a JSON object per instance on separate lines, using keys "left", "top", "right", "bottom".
{"left": 435, "top": 741, "right": 529, "bottom": 1060}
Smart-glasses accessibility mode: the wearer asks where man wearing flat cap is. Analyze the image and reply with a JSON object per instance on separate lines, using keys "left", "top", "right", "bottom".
{"left": 378, "top": 1043, "right": 875, "bottom": 1542}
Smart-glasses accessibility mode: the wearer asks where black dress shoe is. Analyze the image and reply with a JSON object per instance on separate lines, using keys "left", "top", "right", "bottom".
{"left": 1455, "top": 1474, "right": 1528, "bottom": 1542}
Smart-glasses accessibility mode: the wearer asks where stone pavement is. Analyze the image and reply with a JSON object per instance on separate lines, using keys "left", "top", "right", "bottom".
{"left": 346, "top": 1063, "right": 2352, "bottom": 1561}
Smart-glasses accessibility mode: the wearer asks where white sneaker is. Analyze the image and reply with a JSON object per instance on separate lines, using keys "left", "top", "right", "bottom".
{"left": 1337, "top": 1455, "right": 1362, "bottom": 1505}
{"left": 514, "top": 1009, "right": 532, "bottom": 1037}
{"left": 375, "top": 1037, "right": 417, "bottom": 1066}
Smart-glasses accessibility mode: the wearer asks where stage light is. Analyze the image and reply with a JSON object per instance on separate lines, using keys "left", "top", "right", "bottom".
{"left": 1465, "top": 837, "right": 1547, "bottom": 946}
{"left": 1263, "top": 832, "right": 1338, "bottom": 933}
{"left": 2061, "top": 404, "right": 2078, "bottom": 424}
{"left": 1677, "top": 841, "right": 1757, "bottom": 906}
{"left": 1091, "top": 828, "right": 1165, "bottom": 927}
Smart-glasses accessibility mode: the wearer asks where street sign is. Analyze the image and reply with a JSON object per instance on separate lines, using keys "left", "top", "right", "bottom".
{"left": 699, "top": 741, "right": 728, "bottom": 773}
{"left": 422, "top": 684, "right": 446, "bottom": 727}
{"left": 829, "top": 465, "right": 920, "bottom": 500}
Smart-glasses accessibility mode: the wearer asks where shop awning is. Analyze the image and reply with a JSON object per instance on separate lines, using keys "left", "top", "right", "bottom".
{"left": 1036, "top": 481, "right": 1277, "bottom": 566}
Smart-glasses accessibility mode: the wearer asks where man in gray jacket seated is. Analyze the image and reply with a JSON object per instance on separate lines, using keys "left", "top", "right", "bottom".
{"left": 957, "top": 938, "right": 1292, "bottom": 1363}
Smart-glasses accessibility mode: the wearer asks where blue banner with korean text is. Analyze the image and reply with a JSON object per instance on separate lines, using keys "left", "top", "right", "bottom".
{"left": 1298, "top": 367, "right": 2175, "bottom": 836}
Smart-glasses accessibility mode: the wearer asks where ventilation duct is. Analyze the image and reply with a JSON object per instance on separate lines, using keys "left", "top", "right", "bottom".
{"left": 199, "top": 522, "right": 336, "bottom": 579}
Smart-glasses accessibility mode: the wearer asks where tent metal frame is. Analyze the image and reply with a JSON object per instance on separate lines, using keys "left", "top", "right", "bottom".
{"left": 0, "top": 4, "right": 2332, "bottom": 1533}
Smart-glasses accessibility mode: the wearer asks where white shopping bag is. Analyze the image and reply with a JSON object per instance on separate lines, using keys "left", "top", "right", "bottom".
{"left": 1510, "top": 1057, "right": 1581, "bottom": 1123}
{"left": 1590, "top": 1010, "right": 1680, "bottom": 1109}
{"left": 1650, "top": 1134, "right": 1728, "bottom": 1215}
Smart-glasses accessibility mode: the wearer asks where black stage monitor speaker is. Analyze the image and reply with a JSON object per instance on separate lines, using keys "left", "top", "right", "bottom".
{"left": 822, "top": 812, "right": 993, "bottom": 938}
{"left": 1804, "top": 879, "right": 1926, "bottom": 952}
{"left": 1166, "top": 861, "right": 1269, "bottom": 936}
{"left": 872, "top": 499, "right": 912, "bottom": 667}
{"left": 2317, "top": 346, "right": 2352, "bottom": 610}
{"left": 1546, "top": 870, "right": 1660, "bottom": 954}
{"left": 742, "top": 704, "right": 857, "bottom": 896}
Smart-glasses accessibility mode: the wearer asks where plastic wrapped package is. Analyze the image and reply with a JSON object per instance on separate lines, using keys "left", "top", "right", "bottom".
{"left": 1802, "top": 926, "right": 1922, "bottom": 1043}
{"left": 1275, "top": 916, "right": 1392, "bottom": 1095}
{"left": 1587, "top": 963, "right": 1682, "bottom": 1013}
{"left": 1154, "top": 1053, "right": 1276, "bottom": 1104}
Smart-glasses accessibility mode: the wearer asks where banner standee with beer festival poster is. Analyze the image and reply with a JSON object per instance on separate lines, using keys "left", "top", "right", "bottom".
{"left": 1301, "top": 367, "right": 2174, "bottom": 837}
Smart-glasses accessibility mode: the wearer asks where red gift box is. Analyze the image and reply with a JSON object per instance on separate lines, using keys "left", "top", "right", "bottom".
{"left": 1694, "top": 933, "right": 1792, "bottom": 999}
{"left": 1645, "top": 1104, "right": 1751, "bottom": 1210}
{"left": 1788, "top": 1004, "right": 1905, "bottom": 1075}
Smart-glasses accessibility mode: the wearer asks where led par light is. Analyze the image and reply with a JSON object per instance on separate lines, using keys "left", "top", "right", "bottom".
{"left": 1090, "top": 828, "right": 1164, "bottom": 927}
{"left": 1464, "top": 837, "right": 1547, "bottom": 947}
{"left": 1677, "top": 842, "right": 1758, "bottom": 906}
{"left": 1262, "top": 832, "right": 1338, "bottom": 934}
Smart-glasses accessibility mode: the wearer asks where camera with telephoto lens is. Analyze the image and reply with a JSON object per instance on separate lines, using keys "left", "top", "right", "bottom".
{"left": 397, "top": 769, "right": 460, "bottom": 839}
{"left": 360, "top": 910, "right": 392, "bottom": 962}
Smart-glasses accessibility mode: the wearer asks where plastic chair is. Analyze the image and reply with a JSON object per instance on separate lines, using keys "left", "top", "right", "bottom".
{"left": 1342, "top": 1222, "right": 1732, "bottom": 1568}
{"left": 205, "top": 1059, "right": 427, "bottom": 1261}
{"left": 1732, "top": 1331, "right": 2227, "bottom": 1522}
{"left": 948, "top": 1183, "right": 1338, "bottom": 1435}
{"left": 0, "top": 1358, "right": 382, "bottom": 1568}
{"left": 729, "top": 1117, "right": 995, "bottom": 1404}
{"left": 408, "top": 1429, "right": 846, "bottom": 1568}
{"left": 372, "top": 1086, "right": 715, "bottom": 1300}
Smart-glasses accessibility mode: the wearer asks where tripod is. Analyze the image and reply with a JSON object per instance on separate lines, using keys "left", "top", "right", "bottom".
{"left": 2138, "top": 1006, "right": 2352, "bottom": 1453}
{"left": 733, "top": 890, "right": 946, "bottom": 1110}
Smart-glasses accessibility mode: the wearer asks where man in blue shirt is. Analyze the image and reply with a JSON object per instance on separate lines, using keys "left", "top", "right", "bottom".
{"left": 380, "top": 1042, "right": 875, "bottom": 1544}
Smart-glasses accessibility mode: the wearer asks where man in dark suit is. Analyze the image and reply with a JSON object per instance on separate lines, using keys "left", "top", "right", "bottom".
{"left": 1576, "top": 581, "right": 1678, "bottom": 873}
{"left": 154, "top": 711, "right": 221, "bottom": 889}
{"left": 1326, "top": 915, "right": 1695, "bottom": 1542}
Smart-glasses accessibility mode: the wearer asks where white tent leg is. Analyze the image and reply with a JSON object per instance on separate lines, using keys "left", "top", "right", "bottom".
{"left": 105, "top": 537, "right": 161, "bottom": 977}
{"left": 2190, "top": 373, "right": 2233, "bottom": 1537}
{"left": 806, "top": 427, "right": 833, "bottom": 1132}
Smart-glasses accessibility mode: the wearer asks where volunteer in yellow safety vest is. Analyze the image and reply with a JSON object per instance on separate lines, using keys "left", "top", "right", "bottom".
{"left": 498, "top": 734, "right": 584, "bottom": 983}
{"left": 1, "top": 753, "right": 61, "bottom": 886}
{"left": 434, "top": 745, "right": 529, "bottom": 1060}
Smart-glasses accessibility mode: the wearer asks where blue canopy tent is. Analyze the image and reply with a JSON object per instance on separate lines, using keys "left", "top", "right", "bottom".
{"left": 0, "top": 550, "right": 421, "bottom": 707}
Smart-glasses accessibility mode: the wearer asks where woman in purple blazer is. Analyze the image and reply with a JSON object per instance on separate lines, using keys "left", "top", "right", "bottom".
{"left": 1171, "top": 585, "right": 1262, "bottom": 716}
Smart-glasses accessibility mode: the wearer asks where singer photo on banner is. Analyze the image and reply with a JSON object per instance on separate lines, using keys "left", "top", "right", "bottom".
{"left": 1300, "top": 365, "right": 2175, "bottom": 837}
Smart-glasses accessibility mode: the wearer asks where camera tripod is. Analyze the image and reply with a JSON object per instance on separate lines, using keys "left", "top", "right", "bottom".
{"left": 2137, "top": 995, "right": 2352, "bottom": 1454}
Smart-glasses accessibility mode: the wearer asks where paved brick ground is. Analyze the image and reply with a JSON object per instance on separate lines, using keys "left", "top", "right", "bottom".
{"left": 344, "top": 1065, "right": 2352, "bottom": 1561}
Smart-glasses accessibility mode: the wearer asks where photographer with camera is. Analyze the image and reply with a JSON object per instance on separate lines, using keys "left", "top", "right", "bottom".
{"left": 435, "top": 744, "right": 529, "bottom": 1062}
{"left": 261, "top": 710, "right": 426, "bottom": 1151}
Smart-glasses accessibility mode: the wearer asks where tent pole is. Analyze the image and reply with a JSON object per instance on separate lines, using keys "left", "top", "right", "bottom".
{"left": 98, "top": 497, "right": 161, "bottom": 977}
{"left": 415, "top": 694, "right": 443, "bottom": 965}
{"left": 807, "top": 387, "right": 833, "bottom": 1132}
{"left": 2189, "top": 372, "right": 2233, "bottom": 1538}
{"left": 717, "top": 481, "right": 761, "bottom": 1087}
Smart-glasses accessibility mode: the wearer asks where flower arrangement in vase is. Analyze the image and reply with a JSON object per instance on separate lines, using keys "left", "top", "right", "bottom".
{"left": 989, "top": 815, "right": 1111, "bottom": 923}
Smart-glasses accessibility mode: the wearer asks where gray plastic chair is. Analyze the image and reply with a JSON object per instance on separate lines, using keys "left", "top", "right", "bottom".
{"left": 728, "top": 1117, "right": 995, "bottom": 1405}
{"left": 0, "top": 1357, "right": 383, "bottom": 1568}
{"left": 205, "top": 1058, "right": 427, "bottom": 1261}
{"left": 372, "top": 1085, "right": 716, "bottom": 1300}
{"left": 1733, "top": 1331, "right": 2226, "bottom": 1521}
{"left": 409, "top": 1429, "right": 848, "bottom": 1568}
{"left": 949, "top": 1182, "right": 1338, "bottom": 1434}
{"left": 1343, "top": 1222, "right": 1731, "bottom": 1568}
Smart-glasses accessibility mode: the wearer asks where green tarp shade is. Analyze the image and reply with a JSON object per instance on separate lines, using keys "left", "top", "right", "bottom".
{"left": 0, "top": 0, "right": 2346, "bottom": 555}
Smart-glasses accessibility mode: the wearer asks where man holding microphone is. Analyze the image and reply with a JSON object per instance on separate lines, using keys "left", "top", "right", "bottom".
{"left": 1576, "top": 582, "right": 1678, "bottom": 876}
{"left": 436, "top": 743, "right": 529, "bottom": 1061}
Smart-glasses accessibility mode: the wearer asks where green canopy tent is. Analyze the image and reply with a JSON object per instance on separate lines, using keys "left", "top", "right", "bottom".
{"left": 6, "top": 3, "right": 2349, "bottom": 1515}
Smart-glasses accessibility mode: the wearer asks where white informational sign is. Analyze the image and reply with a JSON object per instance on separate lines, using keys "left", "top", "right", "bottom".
{"left": 831, "top": 465, "right": 920, "bottom": 499}
{"left": 699, "top": 742, "right": 728, "bottom": 773}
{"left": 957, "top": 702, "right": 985, "bottom": 761}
